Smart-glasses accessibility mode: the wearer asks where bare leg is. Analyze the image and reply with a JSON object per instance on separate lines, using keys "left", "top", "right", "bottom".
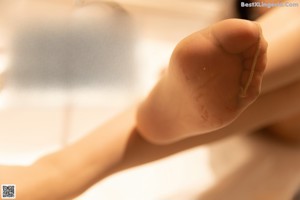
{"left": 1, "top": 79, "right": 300, "bottom": 200}
{"left": 137, "top": 19, "right": 267, "bottom": 144}
{"left": 265, "top": 113, "right": 300, "bottom": 143}
{"left": 110, "top": 78, "right": 300, "bottom": 179}
{"left": 1, "top": 5, "right": 300, "bottom": 200}
{"left": 256, "top": 5, "right": 300, "bottom": 142}
{"left": 259, "top": 5, "right": 300, "bottom": 93}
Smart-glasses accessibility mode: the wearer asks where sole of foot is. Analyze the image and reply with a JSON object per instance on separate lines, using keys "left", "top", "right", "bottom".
{"left": 137, "top": 19, "right": 268, "bottom": 144}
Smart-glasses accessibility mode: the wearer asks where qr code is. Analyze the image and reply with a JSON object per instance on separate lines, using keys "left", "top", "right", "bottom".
{"left": 1, "top": 184, "right": 16, "bottom": 199}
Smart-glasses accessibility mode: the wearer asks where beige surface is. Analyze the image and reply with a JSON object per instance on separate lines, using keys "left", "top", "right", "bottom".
{"left": 0, "top": 106, "right": 63, "bottom": 165}
{"left": 202, "top": 132, "right": 300, "bottom": 200}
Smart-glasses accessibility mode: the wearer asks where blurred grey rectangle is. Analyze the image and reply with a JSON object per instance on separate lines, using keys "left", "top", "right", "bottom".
{"left": 7, "top": 7, "right": 136, "bottom": 90}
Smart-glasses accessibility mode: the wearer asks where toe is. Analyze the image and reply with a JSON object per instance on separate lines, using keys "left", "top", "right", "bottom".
{"left": 210, "top": 19, "right": 268, "bottom": 107}
{"left": 239, "top": 42, "right": 267, "bottom": 106}
{"left": 211, "top": 19, "right": 262, "bottom": 54}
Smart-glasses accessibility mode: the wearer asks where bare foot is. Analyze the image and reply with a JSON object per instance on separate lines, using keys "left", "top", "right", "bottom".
{"left": 137, "top": 19, "right": 268, "bottom": 144}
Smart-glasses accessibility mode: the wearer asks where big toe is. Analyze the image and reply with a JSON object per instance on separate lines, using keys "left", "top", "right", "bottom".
{"left": 211, "top": 19, "right": 263, "bottom": 54}
{"left": 211, "top": 19, "right": 268, "bottom": 105}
